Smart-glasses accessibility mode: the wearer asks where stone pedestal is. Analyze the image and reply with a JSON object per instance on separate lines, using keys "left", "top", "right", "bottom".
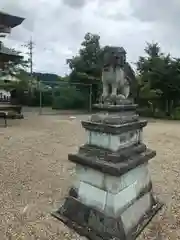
{"left": 53, "top": 101, "right": 163, "bottom": 240}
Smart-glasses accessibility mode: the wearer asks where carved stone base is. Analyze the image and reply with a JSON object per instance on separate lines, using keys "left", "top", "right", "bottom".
{"left": 93, "top": 103, "right": 137, "bottom": 113}
{"left": 52, "top": 195, "right": 163, "bottom": 240}
{"left": 100, "top": 95, "right": 132, "bottom": 105}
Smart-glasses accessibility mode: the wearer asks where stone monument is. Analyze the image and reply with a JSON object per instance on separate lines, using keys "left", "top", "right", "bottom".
{"left": 53, "top": 46, "right": 163, "bottom": 240}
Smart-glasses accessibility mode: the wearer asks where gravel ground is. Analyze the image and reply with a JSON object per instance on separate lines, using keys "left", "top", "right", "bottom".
{"left": 0, "top": 111, "right": 180, "bottom": 240}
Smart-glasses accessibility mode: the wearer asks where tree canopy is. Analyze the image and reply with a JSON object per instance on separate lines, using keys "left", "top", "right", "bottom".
{"left": 136, "top": 42, "right": 180, "bottom": 117}
{"left": 66, "top": 32, "right": 105, "bottom": 104}
{"left": 67, "top": 32, "right": 103, "bottom": 80}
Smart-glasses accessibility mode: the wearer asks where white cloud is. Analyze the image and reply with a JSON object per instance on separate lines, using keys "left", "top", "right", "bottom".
{"left": 1, "top": 0, "right": 180, "bottom": 75}
{"left": 129, "top": 0, "right": 180, "bottom": 56}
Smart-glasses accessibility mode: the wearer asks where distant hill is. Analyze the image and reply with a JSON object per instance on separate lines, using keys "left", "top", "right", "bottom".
{"left": 33, "top": 72, "right": 60, "bottom": 86}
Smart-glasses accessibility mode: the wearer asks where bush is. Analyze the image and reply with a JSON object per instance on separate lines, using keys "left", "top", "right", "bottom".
{"left": 137, "top": 107, "right": 153, "bottom": 117}
{"left": 138, "top": 106, "right": 180, "bottom": 120}
{"left": 138, "top": 107, "right": 166, "bottom": 118}
{"left": 25, "top": 89, "right": 53, "bottom": 107}
{"left": 172, "top": 107, "right": 180, "bottom": 120}
{"left": 52, "top": 86, "right": 85, "bottom": 109}
{"left": 153, "top": 108, "right": 166, "bottom": 118}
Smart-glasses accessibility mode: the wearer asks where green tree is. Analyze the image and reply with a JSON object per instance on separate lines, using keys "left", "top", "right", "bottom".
{"left": 137, "top": 42, "right": 180, "bottom": 116}
{"left": 67, "top": 32, "right": 103, "bottom": 77}
{"left": 67, "top": 32, "right": 104, "bottom": 105}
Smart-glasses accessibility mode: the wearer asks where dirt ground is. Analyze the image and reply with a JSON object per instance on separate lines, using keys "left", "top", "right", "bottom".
{"left": 0, "top": 110, "right": 180, "bottom": 240}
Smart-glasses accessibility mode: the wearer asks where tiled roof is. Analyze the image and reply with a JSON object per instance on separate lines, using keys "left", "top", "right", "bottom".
{"left": 0, "top": 11, "right": 24, "bottom": 28}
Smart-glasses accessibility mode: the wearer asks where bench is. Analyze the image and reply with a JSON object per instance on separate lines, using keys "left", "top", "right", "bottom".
{"left": 0, "top": 111, "right": 7, "bottom": 127}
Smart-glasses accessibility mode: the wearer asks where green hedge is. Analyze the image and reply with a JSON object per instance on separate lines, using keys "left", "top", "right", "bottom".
{"left": 138, "top": 106, "right": 180, "bottom": 120}
{"left": 52, "top": 86, "right": 85, "bottom": 109}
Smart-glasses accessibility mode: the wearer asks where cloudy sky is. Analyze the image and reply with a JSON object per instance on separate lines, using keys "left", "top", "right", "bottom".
{"left": 0, "top": 0, "right": 179, "bottom": 76}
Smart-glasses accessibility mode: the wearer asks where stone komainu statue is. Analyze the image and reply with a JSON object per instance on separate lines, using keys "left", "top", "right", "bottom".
{"left": 101, "top": 46, "right": 136, "bottom": 103}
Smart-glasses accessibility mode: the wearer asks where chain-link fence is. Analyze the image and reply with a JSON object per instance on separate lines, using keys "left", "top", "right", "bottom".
{"left": 38, "top": 81, "right": 98, "bottom": 115}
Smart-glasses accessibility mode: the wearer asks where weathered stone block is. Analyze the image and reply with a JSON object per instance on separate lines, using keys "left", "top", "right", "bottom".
{"left": 105, "top": 181, "right": 137, "bottom": 217}
{"left": 104, "top": 164, "right": 151, "bottom": 217}
{"left": 73, "top": 164, "right": 105, "bottom": 190}
{"left": 121, "top": 193, "right": 152, "bottom": 235}
{"left": 74, "top": 163, "right": 150, "bottom": 194}
{"left": 104, "top": 163, "right": 149, "bottom": 194}
{"left": 75, "top": 164, "right": 151, "bottom": 218}
{"left": 110, "top": 130, "right": 141, "bottom": 151}
{"left": 87, "top": 129, "right": 141, "bottom": 151}
{"left": 105, "top": 177, "right": 151, "bottom": 217}
{"left": 78, "top": 181, "right": 107, "bottom": 211}
{"left": 88, "top": 131, "right": 110, "bottom": 149}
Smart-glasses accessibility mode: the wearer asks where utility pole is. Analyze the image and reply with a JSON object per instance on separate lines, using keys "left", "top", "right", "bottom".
{"left": 24, "top": 37, "right": 35, "bottom": 76}
{"left": 29, "top": 39, "right": 33, "bottom": 76}
{"left": 23, "top": 37, "right": 35, "bottom": 104}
